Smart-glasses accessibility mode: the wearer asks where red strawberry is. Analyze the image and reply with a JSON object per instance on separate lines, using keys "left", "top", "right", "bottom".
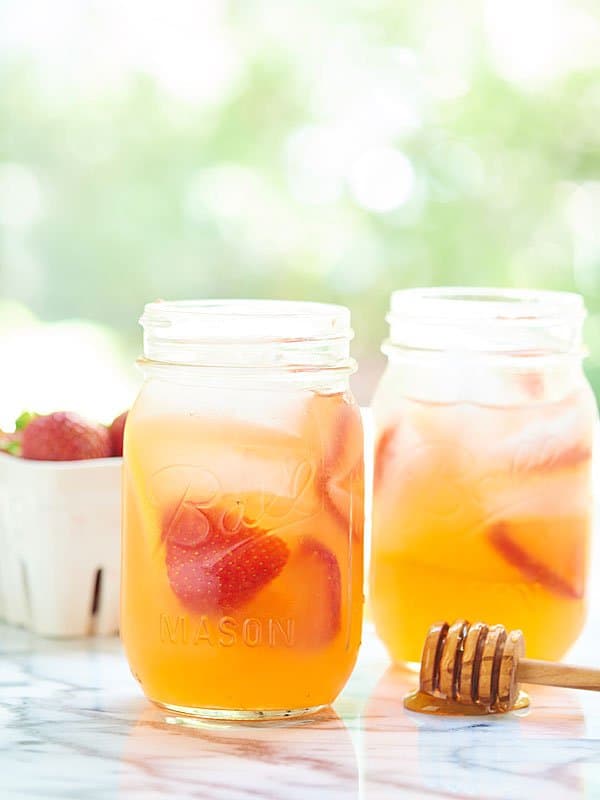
{"left": 373, "top": 425, "right": 398, "bottom": 493}
{"left": 488, "top": 520, "right": 585, "bottom": 600}
{"left": 322, "top": 403, "right": 364, "bottom": 532}
{"left": 304, "top": 394, "right": 364, "bottom": 538}
{"left": 513, "top": 440, "right": 591, "bottom": 475}
{"left": 165, "top": 503, "right": 289, "bottom": 613}
{"left": 21, "top": 412, "right": 112, "bottom": 461}
{"left": 108, "top": 410, "right": 128, "bottom": 457}
{"left": 284, "top": 536, "right": 341, "bottom": 648}
{"left": 517, "top": 371, "right": 544, "bottom": 399}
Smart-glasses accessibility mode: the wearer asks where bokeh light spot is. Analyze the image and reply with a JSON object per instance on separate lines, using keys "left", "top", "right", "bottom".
{"left": 348, "top": 148, "right": 415, "bottom": 213}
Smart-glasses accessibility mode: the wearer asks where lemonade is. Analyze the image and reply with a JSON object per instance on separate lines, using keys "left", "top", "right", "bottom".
{"left": 370, "top": 288, "right": 597, "bottom": 665}
{"left": 121, "top": 300, "right": 364, "bottom": 717}
{"left": 371, "top": 390, "right": 595, "bottom": 663}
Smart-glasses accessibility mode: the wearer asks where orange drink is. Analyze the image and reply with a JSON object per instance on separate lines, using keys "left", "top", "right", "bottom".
{"left": 121, "top": 300, "right": 364, "bottom": 718}
{"left": 370, "top": 289, "right": 597, "bottom": 665}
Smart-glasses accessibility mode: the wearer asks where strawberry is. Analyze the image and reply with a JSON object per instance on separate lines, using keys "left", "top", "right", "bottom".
{"left": 284, "top": 536, "right": 341, "bottom": 647}
{"left": 108, "top": 410, "right": 128, "bottom": 457}
{"left": 488, "top": 520, "right": 586, "bottom": 600}
{"left": 517, "top": 371, "right": 544, "bottom": 399}
{"left": 164, "top": 502, "right": 289, "bottom": 612}
{"left": 373, "top": 425, "right": 398, "bottom": 493}
{"left": 322, "top": 403, "right": 364, "bottom": 532}
{"left": 304, "top": 394, "right": 364, "bottom": 538}
{"left": 21, "top": 412, "right": 112, "bottom": 461}
{"left": 513, "top": 440, "right": 591, "bottom": 475}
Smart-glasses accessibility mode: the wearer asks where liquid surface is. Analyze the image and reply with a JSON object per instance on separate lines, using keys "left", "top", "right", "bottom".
{"left": 121, "top": 386, "right": 364, "bottom": 713}
{"left": 371, "top": 382, "right": 596, "bottom": 664}
{"left": 403, "top": 689, "right": 530, "bottom": 715}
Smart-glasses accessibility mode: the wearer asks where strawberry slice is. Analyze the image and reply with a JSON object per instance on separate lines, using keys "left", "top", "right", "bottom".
{"left": 164, "top": 503, "right": 289, "bottom": 613}
{"left": 304, "top": 394, "right": 364, "bottom": 537}
{"left": 517, "top": 371, "right": 544, "bottom": 399}
{"left": 513, "top": 441, "right": 591, "bottom": 474}
{"left": 488, "top": 519, "right": 587, "bottom": 600}
{"left": 284, "top": 536, "right": 342, "bottom": 648}
{"left": 373, "top": 425, "right": 398, "bottom": 493}
{"left": 323, "top": 403, "right": 364, "bottom": 531}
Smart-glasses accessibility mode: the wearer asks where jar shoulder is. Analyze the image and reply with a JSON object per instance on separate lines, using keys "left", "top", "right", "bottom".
{"left": 372, "top": 359, "right": 597, "bottom": 422}
{"left": 126, "top": 379, "right": 363, "bottom": 454}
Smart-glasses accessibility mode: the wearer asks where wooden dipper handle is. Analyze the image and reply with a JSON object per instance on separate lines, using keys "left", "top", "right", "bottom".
{"left": 419, "top": 620, "right": 600, "bottom": 712}
{"left": 517, "top": 659, "right": 600, "bottom": 691}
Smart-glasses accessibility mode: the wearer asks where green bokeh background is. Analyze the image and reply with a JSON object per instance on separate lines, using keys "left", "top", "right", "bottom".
{"left": 0, "top": 0, "right": 599, "bottom": 404}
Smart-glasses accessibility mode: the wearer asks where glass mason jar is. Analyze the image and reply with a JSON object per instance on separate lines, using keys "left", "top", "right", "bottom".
{"left": 121, "top": 300, "right": 364, "bottom": 719}
{"left": 370, "top": 288, "right": 597, "bottom": 665}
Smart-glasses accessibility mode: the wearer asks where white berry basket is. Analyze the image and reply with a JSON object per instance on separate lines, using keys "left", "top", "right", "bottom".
{"left": 0, "top": 453, "right": 121, "bottom": 637}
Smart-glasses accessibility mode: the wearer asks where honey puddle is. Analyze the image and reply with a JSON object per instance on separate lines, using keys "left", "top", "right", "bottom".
{"left": 404, "top": 689, "right": 530, "bottom": 716}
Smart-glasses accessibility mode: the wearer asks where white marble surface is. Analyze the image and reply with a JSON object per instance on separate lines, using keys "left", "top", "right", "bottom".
{"left": 2, "top": 622, "right": 600, "bottom": 800}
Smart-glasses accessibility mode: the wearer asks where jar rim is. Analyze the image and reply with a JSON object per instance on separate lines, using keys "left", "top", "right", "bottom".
{"left": 385, "top": 286, "right": 586, "bottom": 358}
{"left": 389, "top": 287, "right": 584, "bottom": 322}
{"left": 139, "top": 298, "right": 355, "bottom": 371}
{"left": 141, "top": 298, "right": 352, "bottom": 339}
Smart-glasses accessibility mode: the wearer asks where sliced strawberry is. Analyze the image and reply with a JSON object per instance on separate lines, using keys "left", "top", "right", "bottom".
{"left": 506, "top": 397, "right": 593, "bottom": 477}
{"left": 323, "top": 403, "right": 364, "bottom": 531}
{"left": 304, "top": 394, "right": 364, "bottom": 537}
{"left": 164, "top": 503, "right": 289, "bottom": 613}
{"left": 283, "top": 536, "right": 342, "bottom": 648}
{"left": 166, "top": 500, "right": 211, "bottom": 547}
{"left": 373, "top": 425, "right": 398, "bottom": 493}
{"left": 517, "top": 371, "right": 544, "bottom": 399}
{"left": 488, "top": 519, "right": 586, "bottom": 600}
{"left": 517, "top": 441, "right": 591, "bottom": 474}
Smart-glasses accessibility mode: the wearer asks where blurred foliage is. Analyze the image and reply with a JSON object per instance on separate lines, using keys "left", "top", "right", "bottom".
{"left": 0, "top": 0, "right": 599, "bottom": 401}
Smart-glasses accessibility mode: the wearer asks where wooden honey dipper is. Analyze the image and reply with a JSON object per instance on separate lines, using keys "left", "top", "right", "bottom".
{"left": 417, "top": 620, "right": 600, "bottom": 713}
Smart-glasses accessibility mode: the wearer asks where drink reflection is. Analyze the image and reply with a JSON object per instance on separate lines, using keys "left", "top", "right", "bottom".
{"left": 363, "top": 665, "right": 586, "bottom": 799}
{"left": 119, "top": 705, "right": 358, "bottom": 799}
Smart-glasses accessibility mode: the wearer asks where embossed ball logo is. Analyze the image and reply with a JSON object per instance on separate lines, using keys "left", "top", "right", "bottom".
{"left": 149, "top": 451, "right": 320, "bottom": 531}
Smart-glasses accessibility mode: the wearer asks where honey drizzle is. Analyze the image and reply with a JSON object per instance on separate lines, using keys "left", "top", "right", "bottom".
{"left": 404, "top": 688, "right": 530, "bottom": 716}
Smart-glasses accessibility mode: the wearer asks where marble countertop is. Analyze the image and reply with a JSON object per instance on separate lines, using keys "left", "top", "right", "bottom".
{"left": 2, "top": 622, "right": 600, "bottom": 800}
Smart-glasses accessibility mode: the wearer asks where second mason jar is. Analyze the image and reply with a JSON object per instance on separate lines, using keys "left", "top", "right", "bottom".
{"left": 371, "top": 288, "right": 597, "bottom": 665}
{"left": 121, "top": 300, "right": 364, "bottom": 719}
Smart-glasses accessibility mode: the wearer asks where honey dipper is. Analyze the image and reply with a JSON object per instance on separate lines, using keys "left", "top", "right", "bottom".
{"left": 415, "top": 620, "right": 600, "bottom": 713}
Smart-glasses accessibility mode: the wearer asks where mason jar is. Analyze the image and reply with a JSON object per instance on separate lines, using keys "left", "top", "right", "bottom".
{"left": 121, "top": 299, "right": 364, "bottom": 719}
{"left": 370, "top": 288, "right": 597, "bottom": 665}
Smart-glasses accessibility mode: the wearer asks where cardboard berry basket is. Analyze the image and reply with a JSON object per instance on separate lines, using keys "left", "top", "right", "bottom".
{"left": 0, "top": 453, "right": 121, "bottom": 637}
